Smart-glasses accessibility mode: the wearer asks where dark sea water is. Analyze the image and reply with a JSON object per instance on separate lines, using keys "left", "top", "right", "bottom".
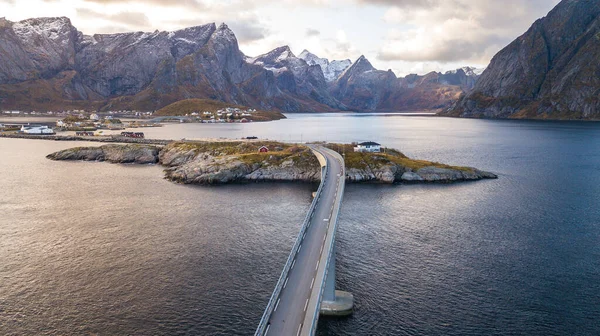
{"left": 1, "top": 114, "right": 600, "bottom": 335}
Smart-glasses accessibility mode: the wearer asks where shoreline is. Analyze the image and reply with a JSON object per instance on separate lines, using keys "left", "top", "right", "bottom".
{"left": 0, "top": 133, "right": 173, "bottom": 145}
{"left": 46, "top": 142, "right": 498, "bottom": 185}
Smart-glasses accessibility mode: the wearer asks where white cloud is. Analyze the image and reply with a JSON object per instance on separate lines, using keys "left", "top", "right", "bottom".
{"left": 376, "top": 0, "right": 561, "bottom": 67}
{"left": 0, "top": 0, "right": 562, "bottom": 76}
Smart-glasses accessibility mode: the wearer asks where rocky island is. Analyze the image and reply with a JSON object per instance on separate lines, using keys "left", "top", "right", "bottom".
{"left": 47, "top": 141, "right": 497, "bottom": 184}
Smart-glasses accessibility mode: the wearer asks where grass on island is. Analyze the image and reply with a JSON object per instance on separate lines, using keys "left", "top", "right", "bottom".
{"left": 154, "top": 98, "right": 286, "bottom": 121}
{"left": 325, "top": 143, "right": 476, "bottom": 172}
{"left": 166, "top": 141, "right": 318, "bottom": 168}
{"left": 166, "top": 141, "right": 475, "bottom": 172}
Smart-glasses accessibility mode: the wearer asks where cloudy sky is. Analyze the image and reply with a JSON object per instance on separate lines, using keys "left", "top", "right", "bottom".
{"left": 0, "top": 0, "right": 560, "bottom": 76}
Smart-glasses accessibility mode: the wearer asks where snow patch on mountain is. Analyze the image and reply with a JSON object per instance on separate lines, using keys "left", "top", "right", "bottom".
{"left": 298, "top": 50, "right": 351, "bottom": 82}
{"left": 446, "top": 66, "right": 485, "bottom": 77}
{"left": 12, "top": 17, "right": 73, "bottom": 46}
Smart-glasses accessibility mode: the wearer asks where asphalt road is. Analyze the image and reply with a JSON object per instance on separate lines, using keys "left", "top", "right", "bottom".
{"left": 265, "top": 145, "right": 344, "bottom": 336}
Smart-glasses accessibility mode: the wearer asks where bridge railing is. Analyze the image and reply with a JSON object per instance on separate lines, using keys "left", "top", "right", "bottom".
{"left": 254, "top": 150, "right": 329, "bottom": 336}
{"left": 307, "top": 153, "right": 346, "bottom": 335}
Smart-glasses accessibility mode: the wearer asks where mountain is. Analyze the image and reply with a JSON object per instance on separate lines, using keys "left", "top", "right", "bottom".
{"left": 298, "top": 50, "right": 352, "bottom": 82}
{"left": 445, "top": 0, "right": 600, "bottom": 120}
{"left": 328, "top": 55, "right": 480, "bottom": 111}
{"left": 440, "top": 67, "right": 483, "bottom": 91}
{"left": 0, "top": 17, "right": 333, "bottom": 112}
{"left": 248, "top": 46, "right": 341, "bottom": 110}
{"left": 0, "top": 16, "right": 480, "bottom": 113}
{"left": 331, "top": 56, "right": 396, "bottom": 110}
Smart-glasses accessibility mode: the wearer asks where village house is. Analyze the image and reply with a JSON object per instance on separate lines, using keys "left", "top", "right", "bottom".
{"left": 354, "top": 141, "right": 382, "bottom": 153}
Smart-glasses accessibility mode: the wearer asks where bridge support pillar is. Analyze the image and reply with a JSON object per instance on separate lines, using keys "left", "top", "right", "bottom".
{"left": 320, "top": 243, "right": 353, "bottom": 316}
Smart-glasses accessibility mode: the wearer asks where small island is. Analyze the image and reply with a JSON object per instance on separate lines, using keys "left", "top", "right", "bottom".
{"left": 47, "top": 141, "right": 497, "bottom": 184}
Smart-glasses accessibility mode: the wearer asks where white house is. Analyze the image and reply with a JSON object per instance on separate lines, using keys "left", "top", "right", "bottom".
{"left": 354, "top": 141, "right": 381, "bottom": 153}
{"left": 90, "top": 113, "right": 100, "bottom": 121}
{"left": 21, "top": 125, "right": 55, "bottom": 135}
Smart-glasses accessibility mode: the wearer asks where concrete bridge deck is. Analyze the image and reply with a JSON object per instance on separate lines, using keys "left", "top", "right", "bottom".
{"left": 256, "top": 145, "right": 351, "bottom": 336}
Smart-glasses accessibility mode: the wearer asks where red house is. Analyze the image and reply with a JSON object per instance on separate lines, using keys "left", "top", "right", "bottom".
{"left": 258, "top": 146, "right": 269, "bottom": 153}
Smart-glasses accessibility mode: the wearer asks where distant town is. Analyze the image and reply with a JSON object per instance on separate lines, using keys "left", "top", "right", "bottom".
{"left": 0, "top": 106, "right": 263, "bottom": 135}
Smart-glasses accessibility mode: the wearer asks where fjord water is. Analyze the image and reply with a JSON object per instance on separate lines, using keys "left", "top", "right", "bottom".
{"left": 1, "top": 114, "right": 600, "bottom": 335}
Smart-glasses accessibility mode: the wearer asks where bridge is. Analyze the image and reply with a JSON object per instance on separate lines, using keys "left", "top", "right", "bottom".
{"left": 255, "top": 144, "right": 353, "bottom": 336}
{"left": 148, "top": 116, "right": 192, "bottom": 123}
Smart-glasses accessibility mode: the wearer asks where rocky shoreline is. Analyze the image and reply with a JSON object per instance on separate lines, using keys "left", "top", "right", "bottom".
{"left": 47, "top": 142, "right": 497, "bottom": 185}
{"left": 0, "top": 133, "right": 172, "bottom": 145}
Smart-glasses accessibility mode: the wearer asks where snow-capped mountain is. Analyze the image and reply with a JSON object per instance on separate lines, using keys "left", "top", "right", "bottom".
{"left": 248, "top": 46, "right": 342, "bottom": 109}
{"left": 445, "top": 67, "right": 485, "bottom": 77}
{"left": 298, "top": 50, "right": 352, "bottom": 82}
{"left": 0, "top": 16, "right": 483, "bottom": 112}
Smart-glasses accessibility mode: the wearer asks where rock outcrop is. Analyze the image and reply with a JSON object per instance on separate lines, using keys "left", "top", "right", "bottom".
{"left": 47, "top": 141, "right": 497, "bottom": 185}
{"left": 444, "top": 0, "right": 600, "bottom": 120}
{"left": 298, "top": 50, "right": 352, "bottom": 82}
{"left": 47, "top": 144, "right": 160, "bottom": 163}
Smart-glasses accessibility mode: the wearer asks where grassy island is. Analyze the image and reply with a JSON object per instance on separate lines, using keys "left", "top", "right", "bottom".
{"left": 48, "top": 140, "right": 497, "bottom": 185}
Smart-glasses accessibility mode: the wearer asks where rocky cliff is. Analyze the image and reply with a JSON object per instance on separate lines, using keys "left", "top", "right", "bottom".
{"left": 248, "top": 46, "right": 342, "bottom": 111}
{"left": 298, "top": 50, "right": 352, "bottom": 82}
{"left": 47, "top": 141, "right": 497, "bottom": 184}
{"left": 0, "top": 16, "right": 480, "bottom": 113}
{"left": 46, "top": 144, "right": 160, "bottom": 163}
{"left": 329, "top": 56, "right": 479, "bottom": 111}
{"left": 444, "top": 0, "right": 600, "bottom": 119}
{"left": 0, "top": 18, "right": 327, "bottom": 112}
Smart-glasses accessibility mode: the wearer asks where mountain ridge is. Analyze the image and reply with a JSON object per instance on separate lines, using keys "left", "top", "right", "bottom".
{"left": 0, "top": 16, "right": 480, "bottom": 113}
{"left": 444, "top": 0, "right": 600, "bottom": 120}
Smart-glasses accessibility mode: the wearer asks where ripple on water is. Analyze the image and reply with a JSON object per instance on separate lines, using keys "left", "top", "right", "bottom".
{"left": 1, "top": 117, "right": 600, "bottom": 335}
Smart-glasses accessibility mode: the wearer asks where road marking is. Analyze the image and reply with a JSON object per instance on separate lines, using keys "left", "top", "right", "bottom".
{"left": 315, "top": 260, "right": 320, "bottom": 271}
{"left": 265, "top": 324, "right": 270, "bottom": 335}
{"left": 298, "top": 244, "right": 302, "bottom": 253}
{"left": 283, "top": 277, "right": 289, "bottom": 289}
{"left": 304, "top": 298, "right": 309, "bottom": 312}
{"left": 320, "top": 244, "right": 324, "bottom": 254}
{"left": 291, "top": 260, "right": 296, "bottom": 269}
{"left": 297, "top": 324, "right": 303, "bottom": 336}
{"left": 323, "top": 218, "right": 329, "bottom": 222}
{"left": 274, "top": 298, "right": 281, "bottom": 312}
{"left": 310, "top": 277, "right": 315, "bottom": 289}
{"left": 303, "top": 232, "right": 306, "bottom": 239}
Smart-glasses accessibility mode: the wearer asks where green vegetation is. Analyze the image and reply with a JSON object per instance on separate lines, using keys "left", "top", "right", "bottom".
{"left": 166, "top": 141, "right": 293, "bottom": 155}
{"left": 165, "top": 141, "right": 476, "bottom": 172}
{"left": 166, "top": 141, "right": 318, "bottom": 168}
{"left": 103, "top": 118, "right": 122, "bottom": 124}
{"left": 325, "top": 143, "right": 475, "bottom": 172}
